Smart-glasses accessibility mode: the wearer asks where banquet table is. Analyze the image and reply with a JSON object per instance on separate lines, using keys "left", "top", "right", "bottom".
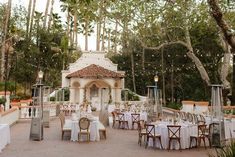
{"left": 205, "top": 116, "right": 235, "bottom": 139}
{"left": 123, "top": 111, "right": 147, "bottom": 129}
{"left": 68, "top": 115, "right": 101, "bottom": 142}
{"left": 0, "top": 124, "right": 10, "bottom": 152}
{"left": 148, "top": 121, "right": 197, "bottom": 150}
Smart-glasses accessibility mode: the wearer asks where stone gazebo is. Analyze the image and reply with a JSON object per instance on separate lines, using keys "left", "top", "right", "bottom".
{"left": 61, "top": 51, "right": 125, "bottom": 110}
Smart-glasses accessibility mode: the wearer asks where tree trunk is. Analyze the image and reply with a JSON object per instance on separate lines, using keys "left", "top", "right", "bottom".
{"left": 85, "top": 18, "right": 88, "bottom": 51}
{"left": 0, "top": 0, "right": 11, "bottom": 81}
{"left": 96, "top": 22, "right": 101, "bottom": 51}
{"left": 207, "top": 0, "right": 235, "bottom": 104}
{"left": 43, "top": 0, "right": 50, "bottom": 28}
{"left": 131, "top": 49, "right": 136, "bottom": 93}
{"left": 184, "top": 25, "right": 211, "bottom": 85}
{"left": 107, "top": 30, "right": 110, "bottom": 52}
{"left": 26, "top": 0, "right": 32, "bottom": 40}
{"left": 101, "top": 16, "right": 106, "bottom": 51}
{"left": 73, "top": 13, "right": 78, "bottom": 48}
{"left": 29, "top": 0, "right": 36, "bottom": 39}
{"left": 218, "top": 33, "right": 231, "bottom": 91}
{"left": 114, "top": 19, "right": 118, "bottom": 53}
{"left": 96, "top": 7, "right": 102, "bottom": 51}
{"left": 47, "top": 0, "right": 54, "bottom": 31}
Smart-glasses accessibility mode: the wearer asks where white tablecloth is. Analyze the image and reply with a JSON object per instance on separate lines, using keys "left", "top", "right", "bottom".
{"left": 205, "top": 117, "right": 235, "bottom": 139}
{"left": 68, "top": 117, "right": 100, "bottom": 142}
{"left": 148, "top": 121, "right": 197, "bottom": 150}
{"left": 0, "top": 124, "right": 10, "bottom": 152}
{"left": 123, "top": 112, "right": 147, "bottom": 129}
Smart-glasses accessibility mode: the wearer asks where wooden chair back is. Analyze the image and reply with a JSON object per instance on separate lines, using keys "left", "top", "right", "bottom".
{"left": 131, "top": 113, "right": 140, "bottom": 123}
{"left": 117, "top": 113, "right": 125, "bottom": 121}
{"left": 79, "top": 117, "right": 90, "bottom": 131}
{"left": 58, "top": 112, "right": 65, "bottom": 128}
{"left": 187, "top": 113, "right": 193, "bottom": 122}
{"left": 199, "top": 114, "right": 206, "bottom": 122}
{"left": 198, "top": 124, "right": 207, "bottom": 137}
{"left": 193, "top": 114, "right": 199, "bottom": 124}
{"left": 167, "top": 125, "right": 181, "bottom": 139}
{"left": 145, "top": 124, "right": 156, "bottom": 137}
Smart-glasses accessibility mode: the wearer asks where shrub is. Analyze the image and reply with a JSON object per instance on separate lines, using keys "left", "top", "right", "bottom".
{"left": 209, "top": 140, "right": 235, "bottom": 157}
{"left": 0, "top": 97, "right": 6, "bottom": 104}
{"left": 166, "top": 102, "right": 182, "bottom": 110}
{"left": 50, "top": 97, "right": 55, "bottom": 101}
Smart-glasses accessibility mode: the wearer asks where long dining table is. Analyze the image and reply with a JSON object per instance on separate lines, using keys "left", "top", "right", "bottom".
{"left": 148, "top": 121, "right": 198, "bottom": 150}
{"left": 68, "top": 114, "right": 101, "bottom": 142}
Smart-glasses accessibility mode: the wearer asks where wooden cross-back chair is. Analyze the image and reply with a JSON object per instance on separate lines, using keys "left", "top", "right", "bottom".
{"left": 131, "top": 113, "right": 140, "bottom": 129}
{"left": 137, "top": 120, "right": 147, "bottom": 146}
{"left": 187, "top": 112, "right": 194, "bottom": 123}
{"left": 58, "top": 112, "right": 71, "bottom": 140}
{"left": 167, "top": 125, "right": 181, "bottom": 151}
{"left": 199, "top": 114, "right": 206, "bottom": 122}
{"left": 117, "top": 112, "right": 128, "bottom": 129}
{"left": 190, "top": 124, "right": 209, "bottom": 149}
{"left": 111, "top": 111, "right": 119, "bottom": 128}
{"left": 145, "top": 124, "right": 163, "bottom": 149}
{"left": 193, "top": 114, "right": 199, "bottom": 124}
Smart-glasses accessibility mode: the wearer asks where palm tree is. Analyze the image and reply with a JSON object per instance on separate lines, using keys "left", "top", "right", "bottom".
{"left": 26, "top": 0, "right": 32, "bottom": 40}
{"left": 43, "top": 0, "right": 50, "bottom": 28}
{"left": 0, "top": 0, "right": 12, "bottom": 81}
{"left": 47, "top": 0, "right": 54, "bottom": 30}
{"left": 29, "top": 0, "right": 36, "bottom": 40}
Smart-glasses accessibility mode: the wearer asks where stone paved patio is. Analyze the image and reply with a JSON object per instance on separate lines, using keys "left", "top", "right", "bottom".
{"left": 1, "top": 118, "right": 214, "bottom": 157}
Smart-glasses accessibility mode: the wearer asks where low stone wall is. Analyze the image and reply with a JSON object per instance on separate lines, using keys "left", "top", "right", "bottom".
{"left": 0, "top": 107, "right": 19, "bottom": 125}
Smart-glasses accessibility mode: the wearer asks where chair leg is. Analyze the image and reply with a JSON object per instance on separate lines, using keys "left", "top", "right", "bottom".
{"left": 145, "top": 136, "right": 149, "bottom": 149}
{"left": 61, "top": 131, "right": 64, "bottom": 140}
{"left": 159, "top": 137, "right": 163, "bottom": 149}
{"left": 178, "top": 139, "right": 182, "bottom": 151}
{"left": 153, "top": 138, "right": 156, "bottom": 149}
{"left": 168, "top": 139, "right": 171, "bottom": 151}
{"left": 138, "top": 135, "right": 141, "bottom": 146}
{"left": 126, "top": 122, "right": 129, "bottom": 129}
{"left": 189, "top": 137, "right": 192, "bottom": 149}
{"left": 203, "top": 138, "right": 206, "bottom": 149}
{"left": 104, "top": 130, "right": 106, "bottom": 139}
{"left": 208, "top": 138, "right": 211, "bottom": 148}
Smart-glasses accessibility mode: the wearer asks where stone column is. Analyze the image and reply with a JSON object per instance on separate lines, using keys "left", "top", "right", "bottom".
{"left": 69, "top": 87, "right": 75, "bottom": 103}
{"left": 111, "top": 88, "right": 116, "bottom": 103}
{"left": 79, "top": 88, "right": 84, "bottom": 104}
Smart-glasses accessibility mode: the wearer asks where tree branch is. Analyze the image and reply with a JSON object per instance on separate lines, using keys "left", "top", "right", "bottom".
{"left": 208, "top": 0, "right": 235, "bottom": 47}
{"left": 139, "top": 39, "right": 190, "bottom": 52}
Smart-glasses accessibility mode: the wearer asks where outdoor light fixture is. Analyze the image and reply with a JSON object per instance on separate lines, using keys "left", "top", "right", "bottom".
{"left": 154, "top": 72, "right": 159, "bottom": 87}
{"left": 30, "top": 70, "right": 45, "bottom": 141}
{"left": 38, "top": 70, "right": 44, "bottom": 80}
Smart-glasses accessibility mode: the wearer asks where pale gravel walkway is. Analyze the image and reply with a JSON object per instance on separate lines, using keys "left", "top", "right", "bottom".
{"left": 1, "top": 118, "right": 213, "bottom": 157}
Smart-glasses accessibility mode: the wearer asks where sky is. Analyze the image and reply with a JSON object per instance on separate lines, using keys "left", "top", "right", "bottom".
{"left": 1, "top": 0, "right": 97, "bottom": 50}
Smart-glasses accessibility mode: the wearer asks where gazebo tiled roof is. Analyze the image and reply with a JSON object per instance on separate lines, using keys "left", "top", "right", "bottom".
{"left": 66, "top": 64, "right": 124, "bottom": 78}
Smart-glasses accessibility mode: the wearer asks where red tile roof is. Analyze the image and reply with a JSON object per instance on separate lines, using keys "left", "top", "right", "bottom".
{"left": 66, "top": 64, "right": 124, "bottom": 78}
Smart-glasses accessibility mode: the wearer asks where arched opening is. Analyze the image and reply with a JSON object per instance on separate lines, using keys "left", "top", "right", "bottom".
{"left": 85, "top": 80, "right": 111, "bottom": 111}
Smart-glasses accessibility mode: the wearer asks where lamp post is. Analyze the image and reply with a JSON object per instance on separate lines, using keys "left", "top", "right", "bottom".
{"left": 154, "top": 72, "right": 159, "bottom": 116}
{"left": 38, "top": 70, "right": 44, "bottom": 119}
{"left": 30, "top": 70, "right": 44, "bottom": 141}
{"left": 154, "top": 72, "right": 159, "bottom": 89}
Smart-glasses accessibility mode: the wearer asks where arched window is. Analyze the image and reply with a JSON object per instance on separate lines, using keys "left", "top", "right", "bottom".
{"left": 90, "top": 84, "right": 98, "bottom": 97}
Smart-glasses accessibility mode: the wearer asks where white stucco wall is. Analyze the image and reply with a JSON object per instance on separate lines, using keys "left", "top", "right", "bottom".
{"left": 69, "top": 51, "right": 118, "bottom": 72}
{"left": 62, "top": 51, "right": 125, "bottom": 106}
{"left": 61, "top": 51, "right": 125, "bottom": 88}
